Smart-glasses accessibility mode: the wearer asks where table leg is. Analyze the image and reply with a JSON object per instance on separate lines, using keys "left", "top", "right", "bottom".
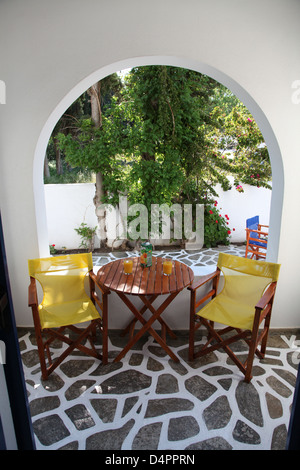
{"left": 120, "top": 294, "right": 158, "bottom": 338}
{"left": 120, "top": 294, "right": 176, "bottom": 340}
{"left": 114, "top": 291, "right": 179, "bottom": 363}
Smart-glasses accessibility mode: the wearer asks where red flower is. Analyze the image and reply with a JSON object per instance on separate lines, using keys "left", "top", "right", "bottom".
{"left": 227, "top": 230, "right": 231, "bottom": 234}
{"left": 215, "top": 220, "right": 218, "bottom": 224}
{"left": 209, "top": 210, "right": 213, "bottom": 214}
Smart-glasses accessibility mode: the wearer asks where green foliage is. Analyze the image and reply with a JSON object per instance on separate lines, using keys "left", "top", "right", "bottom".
{"left": 120, "top": 67, "right": 219, "bottom": 202}
{"left": 54, "top": 66, "right": 271, "bottom": 247}
{"left": 46, "top": 75, "right": 123, "bottom": 185}
{"left": 58, "top": 116, "right": 127, "bottom": 205}
{"left": 44, "top": 159, "right": 95, "bottom": 184}
{"left": 208, "top": 101, "right": 271, "bottom": 190}
{"left": 74, "top": 223, "right": 97, "bottom": 251}
{"left": 49, "top": 244, "right": 57, "bottom": 254}
{"left": 204, "top": 203, "right": 233, "bottom": 247}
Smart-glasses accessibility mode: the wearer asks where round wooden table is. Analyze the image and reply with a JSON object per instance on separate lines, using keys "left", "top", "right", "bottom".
{"left": 96, "top": 256, "right": 194, "bottom": 362}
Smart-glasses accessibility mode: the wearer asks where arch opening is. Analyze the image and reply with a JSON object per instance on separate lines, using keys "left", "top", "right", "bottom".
{"left": 33, "top": 56, "right": 283, "bottom": 262}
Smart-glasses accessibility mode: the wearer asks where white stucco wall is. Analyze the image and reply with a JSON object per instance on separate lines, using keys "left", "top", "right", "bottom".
{"left": 0, "top": 0, "right": 299, "bottom": 328}
{"left": 45, "top": 184, "right": 99, "bottom": 250}
{"left": 45, "top": 182, "right": 271, "bottom": 249}
{"left": 214, "top": 178, "right": 271, "bottom": 243}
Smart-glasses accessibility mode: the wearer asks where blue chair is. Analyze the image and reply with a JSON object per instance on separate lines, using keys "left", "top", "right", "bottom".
{"left": 245, "top": 216, "right": 268, "bottom": 259}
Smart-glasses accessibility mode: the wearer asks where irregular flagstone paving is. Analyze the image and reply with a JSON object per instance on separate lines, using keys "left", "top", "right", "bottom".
{"left": 19, "top": 246, "right": 300, "bottom": 450}
{"left": 90, "top": 244, "right": 246, "bottom": 272}
{"left": 19, "top": 328, "right": 299, "bottom": 450}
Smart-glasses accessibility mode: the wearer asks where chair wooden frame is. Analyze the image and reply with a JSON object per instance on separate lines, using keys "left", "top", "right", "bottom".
{"left": 188, "top": 268, "right": 277, "bottom": 383}
{"left": 28, "top": 269, "right": 109, "bottom": 380}
{"left": 245, "top": 219, "right": 269, "bottom": 260}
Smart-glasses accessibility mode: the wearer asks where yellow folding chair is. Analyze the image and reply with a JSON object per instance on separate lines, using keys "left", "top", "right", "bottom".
{"left": 28, "top": 253, "right": 109, "bottom": 380}
{"left": 188, "top": 253, "right": 280, "bottom": 382}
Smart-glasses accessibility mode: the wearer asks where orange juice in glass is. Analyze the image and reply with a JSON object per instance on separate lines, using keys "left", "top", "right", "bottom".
{"left": 124, "top": 259, "right": 133, "bottom": 274}
{"left": 163, "top": 260, "right": 172, "bottom": 276}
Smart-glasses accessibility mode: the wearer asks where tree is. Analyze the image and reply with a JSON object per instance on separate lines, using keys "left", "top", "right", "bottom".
{"left": 208, "top": 90, "right": 271, "bottom": 191}
{"left": 44, "top": 93, "right": 90, "bottom": 181}
{"left": 58, "top": 73, "right": 123, "bottom": 246}
{"left": 57, "top": 66, "right": 271, "bottom": 248}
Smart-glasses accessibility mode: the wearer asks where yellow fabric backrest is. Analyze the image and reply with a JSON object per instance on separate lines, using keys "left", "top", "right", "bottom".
{"left": 217, "top": 252, "right": 280, "bottom": 281}
{"left": 217, "top": 253, "right": 280, "bottom": 308}
{"left": 28, "top": 253, "right": 93, "bottom": 307}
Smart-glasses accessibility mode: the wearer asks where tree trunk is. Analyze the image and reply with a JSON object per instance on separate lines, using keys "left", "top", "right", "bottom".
{"left": 44, "top": 155, "right": 50, "bottom": 179}
{"left": 88, "top": 82, "right": 106, "bottom": 247}
{"left": 53, "top": 136, "right": 63, "bottom": 175}
{"left": 88, "top": 82, "right": 102, "bottom": 128}
{"left": 93, "top": 172, "right": 106, "bottom": 247}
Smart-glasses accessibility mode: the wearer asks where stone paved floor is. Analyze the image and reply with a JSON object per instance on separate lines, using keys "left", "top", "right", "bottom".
{"left": 19, "top": 328, "right": 299, "bottom": 451}
{"left": 90, "top": 243, "right": 246, "bottom": 273}
{"left": 19, "top": 245, "right": 300, "bottom": 450}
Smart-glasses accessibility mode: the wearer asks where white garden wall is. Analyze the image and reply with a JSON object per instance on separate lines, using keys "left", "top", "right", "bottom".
{"left": 45, "top": 183, "right": 99, "bottom": 250}
{"left": 214, "top": 177, "right": 271, "bottom": 243}
{"left": 45, "top": 179, "right": 271, "bottom": 250}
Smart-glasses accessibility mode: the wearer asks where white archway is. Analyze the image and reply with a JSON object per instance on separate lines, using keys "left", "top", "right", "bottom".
{"left": 33, "top": 56, "right": 283, "bottom": 261}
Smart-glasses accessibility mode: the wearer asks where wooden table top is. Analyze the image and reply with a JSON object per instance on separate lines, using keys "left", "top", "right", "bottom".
{"left": 96, "top": 256, "right": 194, "bottom": 296}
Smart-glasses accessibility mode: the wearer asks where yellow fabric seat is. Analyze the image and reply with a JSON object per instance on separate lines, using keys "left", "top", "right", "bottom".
{"left": 199, "top": 294, "right": 259, "bottom": 332}
{"left": 28, "top": 254, "right": 101, "bottom": 329}
{"left": 189, "top": 253, "right": 280, "bottom": 382}
{"left": 28, "top": 253, "right": 108, "bottom": 379}
{"left": 38, "top": 298, "right": 99, "bottom": 330}
{"left": 197, "top": 254, "right": 280, "bottom": 331}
